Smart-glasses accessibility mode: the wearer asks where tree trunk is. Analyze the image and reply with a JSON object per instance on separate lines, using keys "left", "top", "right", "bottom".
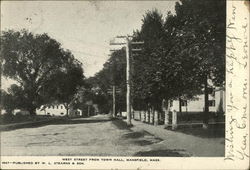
{"left": 29, "top": 107, "right": 36, "bottom": 116}
{"left": 132, "top": 107, "right": 134, "bottom": 119}
{"left": 179, "top": 98, "right": 182, "bottom": 113}
{"left": 159, "top": 110, "right": 162, "bottom": 122}
{"left": 28, "top": 108, "right": 36, "bottom": 116}
{"left": 66, "top": 108, "right": 69, "bottom": 117}
{"left": 152, "top": 106, "right": 155, "bottom": 124}
{"left": 64, "top": 104, "right": 69, "bottom": 117}
{"left": 87, "top": 105, "right": 90, "bottom": 117}
{"left": 163, "top": 99, "right": 170, "bottom": 128}
{"left": 203, "top": 76, "right": 209, "bottom": 129}
{"left": 139, "top": 110, "right": 141, "bottom": 121}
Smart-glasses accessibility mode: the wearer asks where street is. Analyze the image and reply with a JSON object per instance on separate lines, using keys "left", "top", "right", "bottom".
{"left": 1, "top": 115, "right": 163, "bottom": 156}
{"left": 1, "top": 114, "right": 224, "bottom": 156}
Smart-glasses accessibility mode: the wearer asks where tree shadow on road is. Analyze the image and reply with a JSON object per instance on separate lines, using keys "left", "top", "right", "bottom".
{"left": 112, "top": 119, "right": 132, "bottom": 130}
{"left": 113, "top": 120, "right": 164, "bottom": 147}
{"left": 122, "top": 131, "right": 148, "bottom": 138}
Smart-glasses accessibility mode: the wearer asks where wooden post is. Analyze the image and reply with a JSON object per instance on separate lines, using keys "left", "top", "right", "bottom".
{"left": 146, "top": 109, "right": 149, "bottom": 123}
{"left": 152, "top": 107, "right": 155, "bottom": 124}
{"left": 150, "top": 108, "right": 153, "bottom": 124}
{"left": 172, "top": 110, "right": 177, "bottom": 130}
{"left": 143, "top": 110, "right": 146, "bottom": 122}
{"left": 147, "top": 107, "right": 150, "bottom": 123}
{"left": 154, "top": 110, "right": 159, "bottom": 126}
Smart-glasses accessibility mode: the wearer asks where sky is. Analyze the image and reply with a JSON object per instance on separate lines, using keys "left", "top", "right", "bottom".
{"left": 1, "top": 0, "right": 177, "bottom": 90}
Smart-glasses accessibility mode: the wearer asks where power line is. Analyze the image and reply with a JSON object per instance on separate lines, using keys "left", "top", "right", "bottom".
{"left": 71, "top": 50, "right": 109, "bottom": 59}
{"left": 109, "top": 35, "right": 144, "bottom": 126}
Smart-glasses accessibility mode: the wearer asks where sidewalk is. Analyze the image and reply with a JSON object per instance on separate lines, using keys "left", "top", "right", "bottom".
{"left": 130, "top": 119, "right": 225, "bottom": 157}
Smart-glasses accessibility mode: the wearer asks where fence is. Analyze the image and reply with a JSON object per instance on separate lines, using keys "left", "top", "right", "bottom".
{"left": 133, "top": 110, "right": 225, "bottom": 130}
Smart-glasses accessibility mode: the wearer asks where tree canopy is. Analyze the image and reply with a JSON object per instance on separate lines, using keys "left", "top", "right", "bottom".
{"left": 84, "top": 48, "right": 127, "bottom": 114}
{"left": 130, "top": 0, "right": 225, "bottom": 126}
{"left": 1, "top": 30, "right": 85, "bottom": 115}
{"left": 87, "top": 1, "right": 225, "bottom": 122}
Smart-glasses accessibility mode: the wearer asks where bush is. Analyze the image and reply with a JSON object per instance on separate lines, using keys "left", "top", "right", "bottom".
{"left": 0, "top": 113, "right": 15, "bottom": 124}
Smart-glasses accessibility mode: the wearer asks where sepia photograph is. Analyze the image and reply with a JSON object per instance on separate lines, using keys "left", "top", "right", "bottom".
{"left": 0, "top": 0, "right": 249, "bottom": 169}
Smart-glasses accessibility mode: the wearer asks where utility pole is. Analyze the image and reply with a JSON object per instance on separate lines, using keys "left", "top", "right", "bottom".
{"left": 110, "top": 38, "right": 126, "bottom": 120}
{"left": 130, "top": 41, "right": 144, "bottom": 124}
{"left": 110, "top": 36, "right": 143, "bottom": 126}
{"left": 108, "top": 53, "right": 117, "bottom": 118}
{"left": 125, "top": 38, "right": 131, "bottom": 125}
{"left": 112, "top": 85, "right": 116, "bottom": 117}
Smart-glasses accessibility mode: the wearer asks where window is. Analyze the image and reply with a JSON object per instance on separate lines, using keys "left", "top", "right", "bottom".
{"left": 181, "top": 100, "right": 187, "bottom": 106}
{"left": 57, "top": 106, "right": 59, "bottom": 109}
{"left": 52, "top": 106, "right": 54, "bottom": 109}
{"left": 208, "top": 88, "right": 215, "bottom": 97}
{"left": 170, "top": 100, "right": 173, "bottom": 107}
{"left": 48, "top": 106, "right": 50, "bottom": 109}
{"left": 209, "top": 100, "right": 215, "bottom": 107}
{"left": 211, "top": 91, "right": 215, "bottom": 97}
{"left": 61, "top": 106, "right": 63, "bottom": 109}
{"left": 208, "top": 88, "right": 214, "bottom": 94}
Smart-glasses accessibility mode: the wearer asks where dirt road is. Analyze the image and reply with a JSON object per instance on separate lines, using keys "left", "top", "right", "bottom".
{"left": 1, "top": 114, "right": 224, "bottom": 156}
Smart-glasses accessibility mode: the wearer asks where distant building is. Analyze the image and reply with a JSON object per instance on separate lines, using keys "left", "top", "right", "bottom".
{"left": 170, "top": 87, "right": 225, "bottom": 114}
{"left": 0, "top": 109, "right": 7, "bottom": 115}
{"left": 13, "top": 109, "right": 30, "bottom": 115}
{"left": 36, "top": 104, "right": 82, "bottom": 117}
{"left": 1, "top": 104, "right": 82, "bottom": 117}
{"left": 1, "top": 109, "right": 30, "bottom": 115}
{"left": 122, "top": 111, "right": 127, "bottom": 117}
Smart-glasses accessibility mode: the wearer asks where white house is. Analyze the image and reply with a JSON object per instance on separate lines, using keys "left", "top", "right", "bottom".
{"left": 36, "top": 104, "right": 82, "bottom": 117}
{"left": 170, "top": 87, "right": 225, "bottom": 114}
{"left": 1, "top": 104, "right": 82, "bottom": 117}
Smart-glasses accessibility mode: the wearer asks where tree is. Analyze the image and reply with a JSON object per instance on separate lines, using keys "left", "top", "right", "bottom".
{"left": 173, "top": 0, "right": 226, "bottom": 127}
{"left": 47, "top": 57, "right": 85, "bottom": 116}
{"left": 0, "top": 89, "right": 15, "bottom": 114}
{"left": 131, "top": 10, "right": 189, "bottom": 125}
{"left": 131, "top": 9, "right": 165, "bottom": 113}
{"left": 86, "top": 48, "right": 127, "bottom": 115}
{"left": 1, "top": 30, "right": 85, "bottom": 115}
{"left": 0, "top": 84, "right": 31, "bottom": 114}
{"left": 131, "top": 4, "right": 225, "bottom": 127}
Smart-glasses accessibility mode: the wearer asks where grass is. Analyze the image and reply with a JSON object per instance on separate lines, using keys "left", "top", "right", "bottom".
{"left": 0, "top": 114, "right": 54, "bottom": 125}
{"left": 0, "top": 114, "right": 111, "bottom": 131}
{"left": 176, "top": 123, "right": 225, "bottom": 138}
